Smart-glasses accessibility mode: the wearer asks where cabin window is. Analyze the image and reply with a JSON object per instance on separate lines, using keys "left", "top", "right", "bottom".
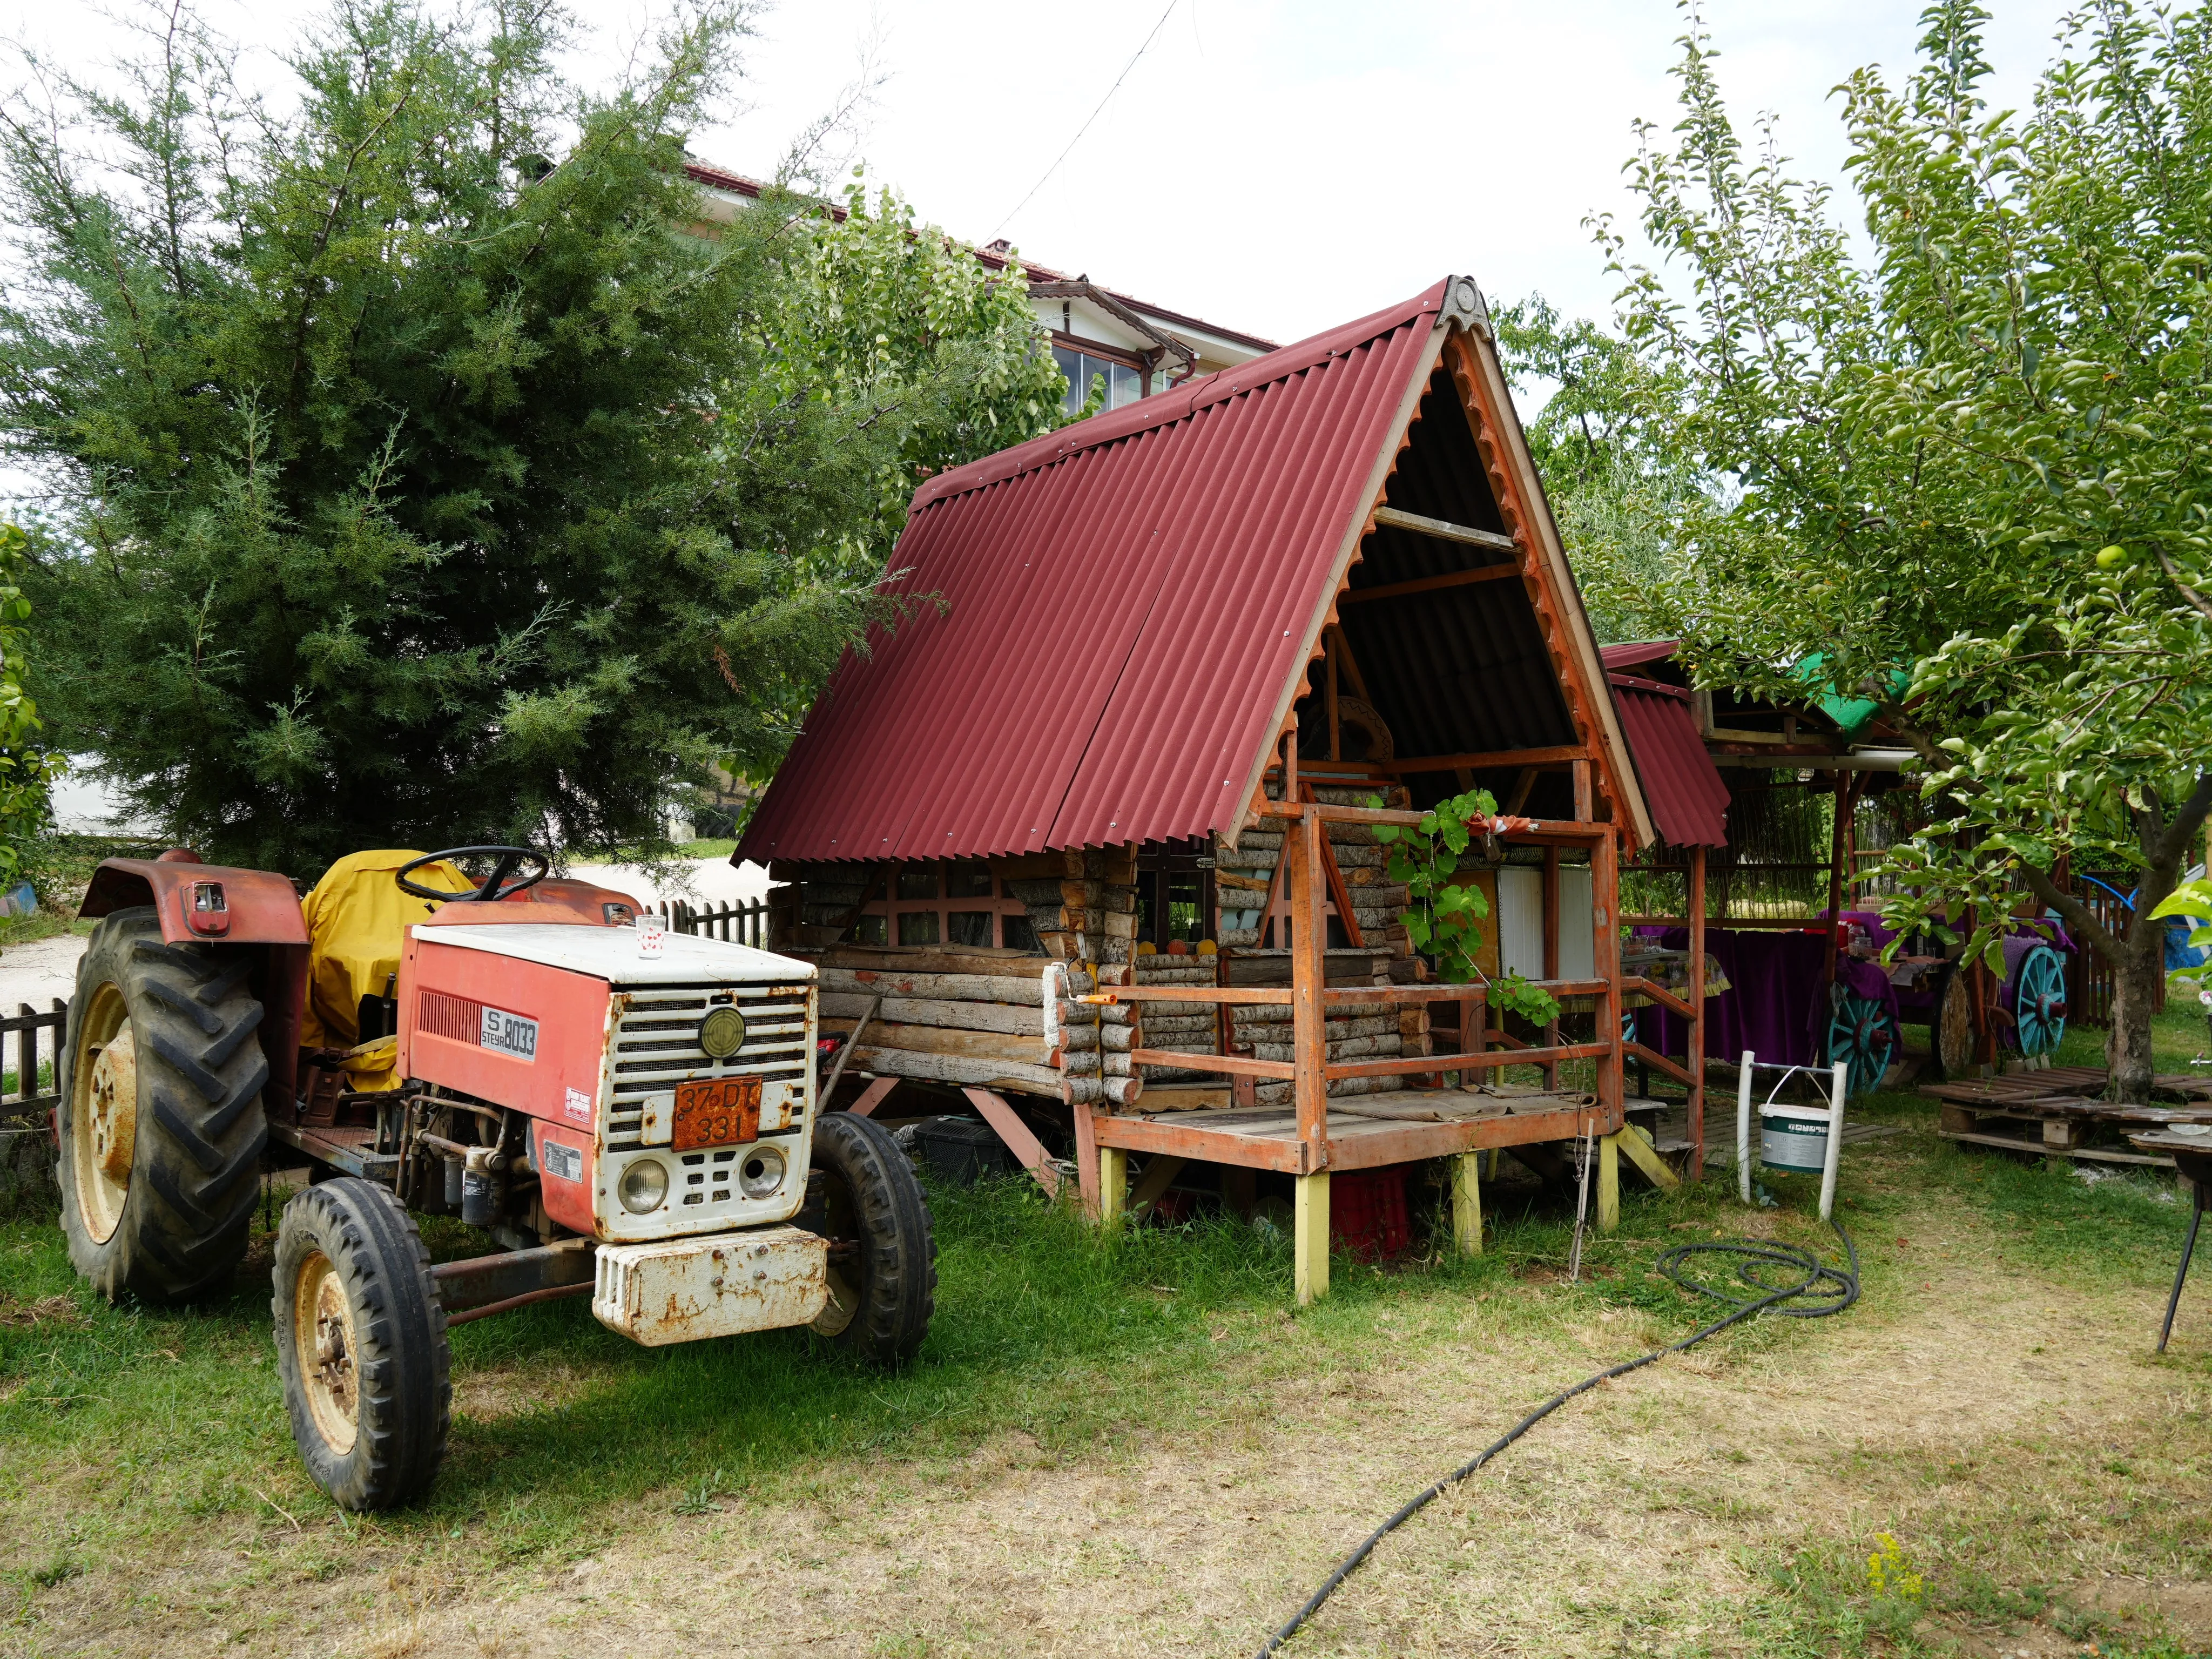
{"left": 841, "top": 859, "right": 1044, "bottom": 954}
{"left": 946, "top": 911, "right": 994, "bottom": 947}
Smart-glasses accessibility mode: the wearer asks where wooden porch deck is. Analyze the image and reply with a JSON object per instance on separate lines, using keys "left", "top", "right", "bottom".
{"left": 1091, "top": 1089, "right": 1608, "bottom": 1176}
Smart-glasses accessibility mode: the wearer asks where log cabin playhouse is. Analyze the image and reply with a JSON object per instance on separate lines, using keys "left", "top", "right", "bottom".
{"left": 739, "top": 276, "right": 1703, "bottom": 1300}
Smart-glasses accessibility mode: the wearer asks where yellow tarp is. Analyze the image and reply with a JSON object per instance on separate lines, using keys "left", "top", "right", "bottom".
{"left": 299, "top": 852, "right": 475, "bottom": 1082}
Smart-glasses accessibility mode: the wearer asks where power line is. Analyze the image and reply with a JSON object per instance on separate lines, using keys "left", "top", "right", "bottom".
{"left": 992, "top": 0, "right": 1179, "bottom": 239}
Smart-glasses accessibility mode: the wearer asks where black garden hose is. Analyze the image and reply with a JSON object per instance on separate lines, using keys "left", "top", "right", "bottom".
{"left": 1255, "top": 1218, "right": 1860, "bottom": 1657}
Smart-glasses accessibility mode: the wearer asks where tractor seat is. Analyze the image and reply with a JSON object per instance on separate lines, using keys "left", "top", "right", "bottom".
{"left": 299, "top": 849, "right": 475, "bottom": 1058}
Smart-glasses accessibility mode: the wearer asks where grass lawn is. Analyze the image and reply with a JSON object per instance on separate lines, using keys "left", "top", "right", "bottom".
{"left": 3, "top": 1015, "right": 2208, "bottom": 1657}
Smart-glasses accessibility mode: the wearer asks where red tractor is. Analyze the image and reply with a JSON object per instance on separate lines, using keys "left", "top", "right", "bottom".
{"left": 55, "top": 846, "right": 933, "bottom": 1509}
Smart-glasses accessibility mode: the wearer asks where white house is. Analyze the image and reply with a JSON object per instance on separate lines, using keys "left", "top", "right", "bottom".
{"left": 684, "top": 159, "right": 1276, "bottom": 416}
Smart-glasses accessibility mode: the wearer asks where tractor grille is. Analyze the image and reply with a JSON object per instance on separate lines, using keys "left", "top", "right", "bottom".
{"left": 602, "top": 982, "right": 810, "bottom": 1151}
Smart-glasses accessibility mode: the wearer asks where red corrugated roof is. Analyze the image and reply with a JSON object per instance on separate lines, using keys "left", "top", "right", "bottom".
{"left": 739, "top": 279, "right": 1655, "bottom": 865}
{"left": 1600, "top": 639, "right": 1682, "bottom": 676}
{"left": 1602, "top": 643, "right": 1729, "bottom": 848}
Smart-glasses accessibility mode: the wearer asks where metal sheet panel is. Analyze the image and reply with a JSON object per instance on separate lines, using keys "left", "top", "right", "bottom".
{"left": 1608, "top": 678, "right": 1730, "bottom": 849}
{"left": 740, "top": 285, "right": 1453, "bottom": 865}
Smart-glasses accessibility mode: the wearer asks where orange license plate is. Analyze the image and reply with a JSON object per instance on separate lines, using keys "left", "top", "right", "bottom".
{"left": 671, "top": 1076, "right": 762, "bottom": 1151}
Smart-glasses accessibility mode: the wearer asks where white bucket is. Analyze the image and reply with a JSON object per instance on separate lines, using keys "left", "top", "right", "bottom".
{"left": 1761, "top": 1109, "right": 1831, "bottom": 1171}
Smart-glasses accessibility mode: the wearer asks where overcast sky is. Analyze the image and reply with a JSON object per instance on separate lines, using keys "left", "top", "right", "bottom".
{"left": 8, "top": 0, "right": 2085, "bottom": 351}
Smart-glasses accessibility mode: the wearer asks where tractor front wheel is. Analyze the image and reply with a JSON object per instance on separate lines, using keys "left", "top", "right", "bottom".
{"left": 273, "top": 1177, "right": 450, "bottom": 1510}
{"left": 57, "top": 908, "right": 268, "bottom": 1301}
{"left": 804, "top": 1112, "right": 935, "bottom": 1365}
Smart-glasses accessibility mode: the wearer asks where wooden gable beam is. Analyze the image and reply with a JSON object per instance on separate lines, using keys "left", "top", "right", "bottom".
{"left": 1439, "top": 325, "right": 1656, "bottom": 851}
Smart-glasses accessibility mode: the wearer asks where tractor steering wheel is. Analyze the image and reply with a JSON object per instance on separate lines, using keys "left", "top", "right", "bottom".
{"left": 395, "top": 846, "right": 550, "bottom": 905}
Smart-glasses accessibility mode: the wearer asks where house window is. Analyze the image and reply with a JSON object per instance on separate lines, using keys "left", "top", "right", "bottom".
{"left": 1054, "top": 345, "right": 1143, "bottom": 415}
{"left": 852, "top": 859, "right": 1038, "bottom": 953}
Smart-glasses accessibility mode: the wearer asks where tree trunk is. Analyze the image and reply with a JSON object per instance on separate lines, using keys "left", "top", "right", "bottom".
{"left": 2105, "top": 798, "right": 2207, "bottom": 1102}
{"left": 2106, "top": 924, "right": 2163, "bottom": 1102}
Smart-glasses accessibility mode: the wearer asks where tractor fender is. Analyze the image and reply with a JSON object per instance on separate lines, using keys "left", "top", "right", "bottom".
{"left": 81, "top": 857, "right": 311, "bottom": 946}
{"left": 80, "top": 857, "right": 309, "bottom": 1114}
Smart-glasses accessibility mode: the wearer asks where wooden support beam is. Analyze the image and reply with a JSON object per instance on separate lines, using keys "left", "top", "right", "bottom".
{"left": 1451, "top": 1151, "right": 1483, "bottom": 1256}
{"left": 962, "top": 1088, "right": 1062, "bottom": 1200}
{"left": 845, "top": 1076, "right": 900, "bottom": 1118}
{"left": 1129, "top": 1154, "right": 1188, "bottom": 1215}
{"left": 1542, "top": 845, "right": 1561, "bottom": 1091}
{"left": 1326, "top": 635, "right": 1340, "bottom": 761}
{"left": 1128, "top": 1048, "right": 1294, "bottom": 1079}
{"left": 1099, "top": 1145, "right": 1128, "bottom": 1231}
{"left": 1372, "top": 504, "right": 1519, "bottom": 555}
{"left": 1324, "top": 624, "right": 1373, "bottom": 704}
{"left": 1597, "top": 1132, "right": 1621, "bottom": 1232}
{"left": 1626, "top": 1041, "right": 1696, "bottom": 1088}
{"left": 1390, "top": 744, "right": 1589, "bottom": 773}
{"left": 1689, "top": 845, "right": 1708, "bottom": 1177}
{"left": 1338, "top": 564, "right": 1520, "bottom": 606}
{"left": 1075, "top": 1102, "right": 1101, "bottom": 1218}
{"left": 1616, "top": 1122, "right": 1681, "bottom": 1192}
{"left": 1292, "top": 810, "right": 1330, "bottom": 1170}
{"left": 1295, "top": 1170, "right": 1331, "bottom": 1304}
{"left": 1624, "top": 976, "right": 1696, "bottom": 1021}
{"left": 1572, "top": 758, "right": 1593, "bottom": 822}
{"left": 1309, "top": 790, "right": 1366, "bottom": 949}
{"left": 1505, "top": 767, "right": 1538, "bottom": 816}
{"left": 1596, "top": 828, "right": 1623, "bottom": 1130}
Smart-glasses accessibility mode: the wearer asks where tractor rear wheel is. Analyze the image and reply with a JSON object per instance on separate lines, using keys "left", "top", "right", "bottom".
{"left": 57, "top": 908, "right": 268, "bottom": 1302}
{"left": 273, "top": 1177, "right": 450, "bottom": 1510}
{"left": 804, "top": 1112, "right": 935, "bottom": 1365}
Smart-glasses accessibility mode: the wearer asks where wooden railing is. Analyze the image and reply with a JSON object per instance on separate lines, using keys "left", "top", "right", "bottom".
{"left": 1095, "top": 799, "right": 1626, "bottom": 1171}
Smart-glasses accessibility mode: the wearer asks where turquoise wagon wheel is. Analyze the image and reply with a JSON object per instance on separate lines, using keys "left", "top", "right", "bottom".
{"left": 1824, "top": 990, "right": 1898, "bottom": 1097}
{"left": 2012, "top": 943, "right": 2068, "bottom": 1057}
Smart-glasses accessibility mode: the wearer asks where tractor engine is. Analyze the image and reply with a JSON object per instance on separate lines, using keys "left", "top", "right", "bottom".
{"left": 399, "top": 920, "right": 828, "bottom": 1343}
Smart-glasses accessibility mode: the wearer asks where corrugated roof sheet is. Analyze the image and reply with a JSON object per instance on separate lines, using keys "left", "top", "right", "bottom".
{"left": 740, "top": 286, "right": 1448, "bottom": 866}
{"left": 739, "top": 279, "right": 1655, "bottom": 866}
{"left": 1601, "top": 642, "right": 1729, "bottom": 848}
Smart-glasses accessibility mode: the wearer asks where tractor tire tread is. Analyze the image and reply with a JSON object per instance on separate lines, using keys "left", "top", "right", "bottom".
{"left": 58, "top": 909, "right": 269, "bottom": 1304}
{"left": 807, "top": 1112, "right": 935, "bottom": 1366}
{"left": 272, "top": 1178, "right": 450, "bottom": 1510}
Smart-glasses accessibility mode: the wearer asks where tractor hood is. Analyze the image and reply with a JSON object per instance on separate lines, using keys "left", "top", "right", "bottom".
{"left": 411, "top": 922, "right": 814, "bottom": 986}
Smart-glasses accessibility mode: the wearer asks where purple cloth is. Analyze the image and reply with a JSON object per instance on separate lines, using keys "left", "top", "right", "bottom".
{"left": 1635, "top": 927, "right": 1856, "bottom": 1068}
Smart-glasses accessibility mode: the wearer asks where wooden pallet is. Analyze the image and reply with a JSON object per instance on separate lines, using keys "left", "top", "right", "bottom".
{"left": 1921, "top": 1065, "right": 2212, "bottom": 1108}
{"left": 1929, "top": 1090, "right": 2211, "bottom": 1168}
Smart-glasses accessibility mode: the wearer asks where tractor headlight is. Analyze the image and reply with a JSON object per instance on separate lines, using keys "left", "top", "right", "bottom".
{"left": 618, "top": 1158, "right": 669, "bottom": 1214}
{"left": 738, "top": 1145, "right": 785, "bottom": 1199}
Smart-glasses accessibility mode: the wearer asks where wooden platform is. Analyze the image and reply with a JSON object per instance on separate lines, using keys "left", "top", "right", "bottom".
{"left": 1092, "top": 1088, "right": 1610, "bottom": 1176}
{"left": 1919, "top": 1067, "right": 2212, "bottom": 1169}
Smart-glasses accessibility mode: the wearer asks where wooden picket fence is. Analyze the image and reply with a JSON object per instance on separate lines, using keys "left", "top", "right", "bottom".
{"left": 651, "top": 896, "right": 770, "bottom": 949}
{"left": 0, "top": 1000, "right": 68, "bottom": 1128}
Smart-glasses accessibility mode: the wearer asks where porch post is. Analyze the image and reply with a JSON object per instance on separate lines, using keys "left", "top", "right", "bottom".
{"left": 1595, "top": 826, "right": 1622, "bottom": 1129}
{"left": 1291, "top": 805, "right": 1331, "bottom": 1303}
{"left": 1688, "top": 844, "right": 1707, "bottom": 1178}
{"left": 1451, "top": 1151, "right": 1483, "bottom": 1256}
{"left": 1541, "top": 845, "right": 1561, "bottom": 1090}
